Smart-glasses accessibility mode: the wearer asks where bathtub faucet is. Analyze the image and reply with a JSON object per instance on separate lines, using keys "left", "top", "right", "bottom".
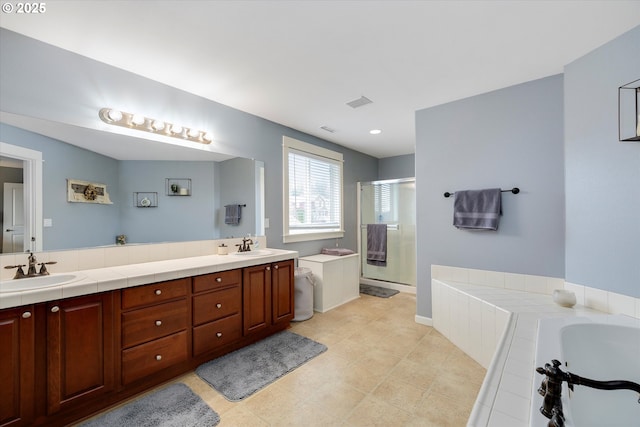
{"left": 536, "top": 359, "right": 640, "bottom": 427}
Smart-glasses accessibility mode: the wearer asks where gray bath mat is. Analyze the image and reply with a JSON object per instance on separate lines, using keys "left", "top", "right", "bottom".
{"left": 195, "top": 331, "right": 327, "bottom": 401}
{"left": 78, "top": 382, "right": 219, "bottom": 427}
{"left": 360, "top": 283, "right": 399, "bottom": 298}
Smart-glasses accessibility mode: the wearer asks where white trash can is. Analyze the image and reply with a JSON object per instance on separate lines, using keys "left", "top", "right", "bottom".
{"left": 293, "top": 267, "right": 314, "bottom": 321}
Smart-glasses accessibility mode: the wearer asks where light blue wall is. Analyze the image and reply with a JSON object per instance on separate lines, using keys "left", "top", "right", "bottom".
{"left": 378, "top": 154, "right": 415, "bottom": 180}
{"left": 0, "top": 29, "right": 379, "bottom": 256}
{"left": 1, "top": 123, "right": 121, "bottom": 250}
{"left": 564, "top": 25, "right": 640, "bottom": 298}
{"left": 415, "top": 75, "right": 565, "bottom": 318}
{"left": 219, "top": 157, "right": 256, "bottom": 239}
{"left": 118, "top": 161, "right": 218, "bottom": 244}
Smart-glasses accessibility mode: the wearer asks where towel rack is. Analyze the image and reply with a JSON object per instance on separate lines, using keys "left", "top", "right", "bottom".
{"left": 443, "top": 187, "right": 520, "bottom": 198}
{"left": 360, "top": 224, "right": 399, "bottom": 230}
{"left": 224, "top": 204, "right": 247, "bottom": 207}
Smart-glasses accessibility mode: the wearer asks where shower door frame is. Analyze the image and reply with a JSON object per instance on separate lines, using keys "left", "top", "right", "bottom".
{"left": 357, "top": 177, "right": 416, "bottom": 294}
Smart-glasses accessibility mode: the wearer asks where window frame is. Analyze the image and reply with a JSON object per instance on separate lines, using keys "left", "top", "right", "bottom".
{"left": 282, "top": 136, "right": 344, "bottom": 243}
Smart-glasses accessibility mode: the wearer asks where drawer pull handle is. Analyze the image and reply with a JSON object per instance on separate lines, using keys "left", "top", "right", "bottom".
{"left": 266, "top": 266, "right": 271, "bottom": 271}
{"left": 22, "top": 311, "right": 32, "bottom": 319}
{"left": 216, "top": 332, "right": 223, "bottom": 338}
{"left": 155, "top": 289, "right": 162, "bottom": 295}
{"left": 155, "top": 354, "right": 162, "bottom": 361}
{"left": 51, "top": 306, "right": 59, "bottom": 313}
{"left": 216, "top": 277, "right": 222, "bottom": 283}
{"left": 274, "top": 265, "right": 279, "bottom": 270}
{"left": 216, "top": 303, "right": 222, "bottom": 309}
{"left": 155, "top": 320, "right": 162, "bottom": 326}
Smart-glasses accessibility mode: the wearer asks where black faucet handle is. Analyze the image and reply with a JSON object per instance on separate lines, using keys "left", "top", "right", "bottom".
{"left": 4, "top": 264, "right": 26, "bottom": 269}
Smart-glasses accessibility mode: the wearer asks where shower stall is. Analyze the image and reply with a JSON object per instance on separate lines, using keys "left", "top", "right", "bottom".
{"left": 358, "top": 178, "right": 416, "bottom": 293}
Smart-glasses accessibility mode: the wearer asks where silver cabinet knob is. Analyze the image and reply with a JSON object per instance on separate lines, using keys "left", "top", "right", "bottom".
{"left": 266, "top": 266, "right": 271, "bottom": 271}
{"left": 216, "top": 332, "right": 223, "bottom": 338}
{"left": 22, "top": 311, "right": 32, "bottom": 319}
{"left": 216, "top": 303, "right": 222, "bottom": 309}
{"left": 216, "top": 277, "right": 222, "bottom": 283}
{"left": 155, "top": 289, "right": 162, "bottom": 295}
{"left": 274, "top": 264, "right": 279, "bottom": 270}
{"left": 155, "top": 354, "right": 162, "bottom": 361}
{"left": 51, "top": 306, "right": 59, "bottom": 313}
{"left": 155, "top": 320, "right": 162, "bottom": 326}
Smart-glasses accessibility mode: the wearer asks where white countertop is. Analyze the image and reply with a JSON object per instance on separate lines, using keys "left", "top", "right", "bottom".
{"left": 0, "top": 248, "right": 297, "bottom": 309}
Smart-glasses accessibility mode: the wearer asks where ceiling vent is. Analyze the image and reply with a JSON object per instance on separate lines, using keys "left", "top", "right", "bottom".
{"left": 320, "top": 125, "right": 336, "bottom": 133}
{"left": 346, "top": 96, "right": 373, "bottom": 109}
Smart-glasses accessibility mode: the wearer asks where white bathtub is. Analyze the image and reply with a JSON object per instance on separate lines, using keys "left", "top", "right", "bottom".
{"left": 531, "top": 315, "right": 640, "bottom": 427}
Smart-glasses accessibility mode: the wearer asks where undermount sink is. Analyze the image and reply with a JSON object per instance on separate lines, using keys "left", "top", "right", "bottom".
{"left": 0, "top": 273, "right": 85, "bottom": 293}
{"left": 231, "top": 250, "right": 273, "bottom": 257}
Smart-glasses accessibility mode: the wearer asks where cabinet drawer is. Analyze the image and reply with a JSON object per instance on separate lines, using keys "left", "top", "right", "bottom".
{"left": 193, "top": 313, "right": 242, "bottom": 357}
{"left": 121, "top": 331, "right": 187, "bottom": 385}
{"left": 193, "top": 286, "right": 241, "bottom": 326}
{"left": 122, "top": 278, "right": 188, "bottom": 310}
{"left": 121, "top": 299, "right": 187, "bottom": 348}
{"left": 193, "top": 269, "right": 241, "bottom": 293}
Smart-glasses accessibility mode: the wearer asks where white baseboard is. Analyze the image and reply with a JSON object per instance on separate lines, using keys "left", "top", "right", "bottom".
{"left": 415, "top": 314, "right": 433, "bottom": 326}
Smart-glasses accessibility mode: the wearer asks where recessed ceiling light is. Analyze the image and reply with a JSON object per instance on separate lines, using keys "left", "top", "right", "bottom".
{"left": 369, "top": 129, "right": 382, "bottom": 135}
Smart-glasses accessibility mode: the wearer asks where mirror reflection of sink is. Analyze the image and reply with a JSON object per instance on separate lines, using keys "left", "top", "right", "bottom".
{"left": 0, "top": 273, "right": 85, "bottom": 293}
{"left": 231, "top": 250, "right": 273, "bottom": 257}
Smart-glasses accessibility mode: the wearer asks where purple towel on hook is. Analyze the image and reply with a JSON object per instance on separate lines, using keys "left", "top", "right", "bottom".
{"left": 453, "top": 188, "right": 502, "bottom": 230}
{"left": 366, "top": 224, "right": 387, "bottom": 266}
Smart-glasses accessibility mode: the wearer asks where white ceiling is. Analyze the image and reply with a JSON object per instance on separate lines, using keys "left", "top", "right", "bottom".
{"left": 1, "top": 1, "right": 639, "bottom": 159}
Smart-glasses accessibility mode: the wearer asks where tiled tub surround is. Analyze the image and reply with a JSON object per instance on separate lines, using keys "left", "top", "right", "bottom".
{"left": 430, "top": 265, "right": 640, "bottom": 426}
{"left": 0, "top": 237, "right": 301, "bottom": 309}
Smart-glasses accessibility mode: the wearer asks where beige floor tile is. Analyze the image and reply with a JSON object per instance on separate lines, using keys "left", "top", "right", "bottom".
{"left": 371, "top": 376, "right": 429, "bottom": 413}
{"left": 412, "top": 390, "right": 474, "bottom": 427}
{"left": 345, "top": 395, "right": 413, "bottom": 426}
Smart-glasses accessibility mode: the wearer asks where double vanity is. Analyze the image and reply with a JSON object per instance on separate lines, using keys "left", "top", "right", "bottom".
{"left": 0, "top": 246, "right": 297, "bottom": 427}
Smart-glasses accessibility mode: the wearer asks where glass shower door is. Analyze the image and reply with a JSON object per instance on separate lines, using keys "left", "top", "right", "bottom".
{"left": 360, "top": 178, "right": 416, "bottom": 286}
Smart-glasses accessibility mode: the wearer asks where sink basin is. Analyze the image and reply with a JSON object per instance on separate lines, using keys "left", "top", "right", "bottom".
{"left": 0, "top": 273, "right": 85, "bottom": 293}
{"left": 231, "top": 250, "right": 273, "bottom": 257}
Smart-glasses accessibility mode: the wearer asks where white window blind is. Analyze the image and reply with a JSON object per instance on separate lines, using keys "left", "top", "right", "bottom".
{"left": 283, "top": 136, "right": 344, "bottom": 243}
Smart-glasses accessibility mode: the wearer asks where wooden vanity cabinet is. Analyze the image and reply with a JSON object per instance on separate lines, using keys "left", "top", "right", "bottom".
{"left": 243, "top": 259, "right": 294, "bottom": 336}
{"left": 271, "top": 259, "right": 295, "bottom": 325}
{"left": 120, "top": 278, "right": 189, "bottom": 386}
{"left": 0, "top": 256, "right": 295, "bottom": 427}
{"left": 46, "top": 293, "right": 115, "bottom": 415}
{"left": 192, "top": 270, "right": 242, "bottom": 357}
{"left": 0, "top": 306, "right": 35, "bottom": 427}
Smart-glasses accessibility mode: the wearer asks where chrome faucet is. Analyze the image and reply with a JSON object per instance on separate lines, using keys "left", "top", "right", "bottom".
{"left": 3, "top": 251, "right": 57, "bottom": 279}
{"left": 536, "top": 359, "right": 640, "bottom": 427}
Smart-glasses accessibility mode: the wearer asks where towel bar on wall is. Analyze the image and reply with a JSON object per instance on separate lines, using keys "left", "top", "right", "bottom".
{"left": 360, "top": 224, "right": 399, "bottom": 230}
{"left": 443, "top": 187, "right": 520, "bottom": 198}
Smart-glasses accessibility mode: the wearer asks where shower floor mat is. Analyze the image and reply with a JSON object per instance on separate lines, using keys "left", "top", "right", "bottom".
{"left": 359, "top": 283, "right": 399, "bottom": 298}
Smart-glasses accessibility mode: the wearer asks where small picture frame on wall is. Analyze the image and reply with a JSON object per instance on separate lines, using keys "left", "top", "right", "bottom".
{"left": 134, "top": 192, "right": 158, "bottom": 208}
{"left": 67, "top": 179, "right": 113, "bottom": 204}
{"left": 166, "top": 178, "right": 191, "bottom": 196}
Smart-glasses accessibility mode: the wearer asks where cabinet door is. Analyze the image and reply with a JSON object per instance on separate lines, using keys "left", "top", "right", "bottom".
{"left": 47, "top": 293, "right": 115, "bottom": 414}
{"left": 0, "top": 306, "right": 35, "bottom": 427}
{"left": 243, "top": 264, "right": 271, "bottom": 335}
{"left": 272, "top": 260, "right": 294, "bottom": 325}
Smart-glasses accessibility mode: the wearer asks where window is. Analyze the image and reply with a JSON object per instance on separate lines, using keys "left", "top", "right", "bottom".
{"left": 283, "top": 136, "right": 344, "bottom": 243}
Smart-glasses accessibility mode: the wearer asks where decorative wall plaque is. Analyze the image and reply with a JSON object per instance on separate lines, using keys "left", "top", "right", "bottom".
{"left": 67, "top": 179, "right": 113, "bottom": 204}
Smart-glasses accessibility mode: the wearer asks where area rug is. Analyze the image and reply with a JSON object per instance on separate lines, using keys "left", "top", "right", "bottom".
{"left": 195, "top": 330, "right": 327, "bottom": 401}
{"left": 359, "top": 283, "right": 399, "bottom": 298}
{"left": 78, "top": 382, "right": 219, "bottom": 427}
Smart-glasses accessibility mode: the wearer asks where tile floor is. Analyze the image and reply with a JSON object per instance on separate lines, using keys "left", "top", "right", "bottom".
{"left": 80, "top": 292, "right": 486, "bottom": 426}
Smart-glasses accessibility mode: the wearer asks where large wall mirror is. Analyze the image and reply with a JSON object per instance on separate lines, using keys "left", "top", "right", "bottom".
{"left": 0, "top": 113, "right": 265, "bottom": 254}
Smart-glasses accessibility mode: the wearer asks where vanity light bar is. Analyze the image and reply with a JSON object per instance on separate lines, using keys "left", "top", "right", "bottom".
{"left": 99, "top": 108, "right": 213, "bottom": 144}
